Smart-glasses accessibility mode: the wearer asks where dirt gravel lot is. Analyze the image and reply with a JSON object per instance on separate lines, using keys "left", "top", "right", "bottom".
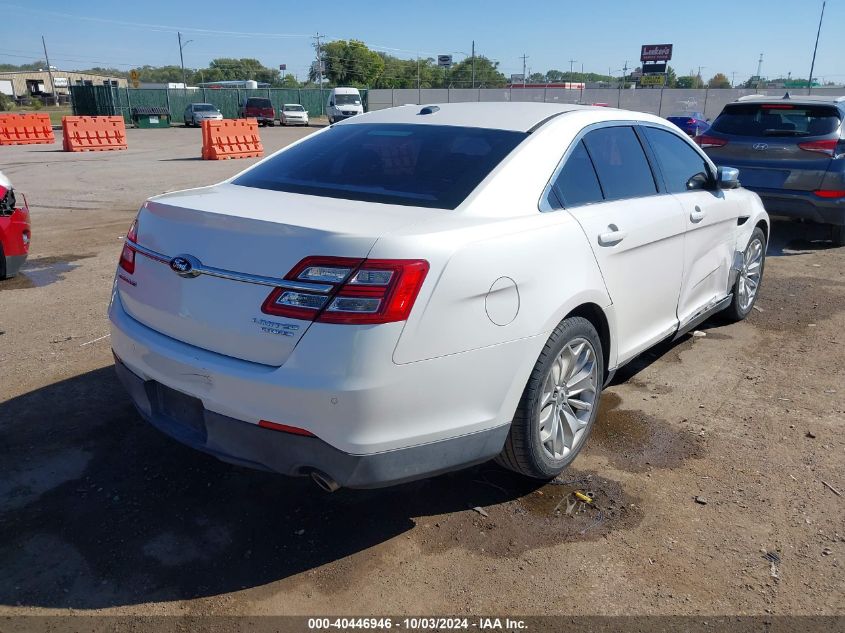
{"left": 1, "top": 126, "right": 843, "bottom": 619}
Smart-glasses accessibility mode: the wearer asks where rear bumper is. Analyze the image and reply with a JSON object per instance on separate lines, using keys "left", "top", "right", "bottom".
{"left": 114, "top": 356, "right": 508, "bottom": 488}
{"left": 747, "top": 187, "right": 845, "bottom": 226}
{"left": 108, "top": 293, "right": 533, "bottom": 485}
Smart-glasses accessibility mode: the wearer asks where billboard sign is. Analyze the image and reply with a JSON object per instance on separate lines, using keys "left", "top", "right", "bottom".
{"left": 640, "top": 74, "right": 666, "bottom": 87}
{"left": 437, "top": 55, "right": 453, "bottom": 68}
{"left": 640, "top": 44, "right": 673, "bottom": 62}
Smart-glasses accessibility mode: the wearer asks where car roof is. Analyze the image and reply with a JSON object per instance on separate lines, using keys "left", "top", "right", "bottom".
{"left": 283, "top": 103, "right": 304, "bottom": 106}
{"left": 341, "top": 102, "right": 604, "bottom": 133}
{"left": 735, "top": 93, "right": 845, "bottom": 106}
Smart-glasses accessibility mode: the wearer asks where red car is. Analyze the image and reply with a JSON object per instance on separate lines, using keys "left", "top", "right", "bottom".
{"left": 238, "top": 97, "right": 276, "bottom": 126}
{"left": 0, "top": 171, "right": 31, "bottom": 279}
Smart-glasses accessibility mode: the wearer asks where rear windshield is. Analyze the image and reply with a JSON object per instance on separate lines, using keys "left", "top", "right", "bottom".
{"left": 284, "top": 105, "right": 305, "bottom": 111}
{"left": 246, "top": 98, "right": 272, "bottom": 108}
{"left": 711, "top": 103, "right": 841, "bottom": 137}
{"left": 193, "top": 104, "right": 216, "bottom": 112}
{"left": 233, "top": 123, "right": 525, "bottom": 209}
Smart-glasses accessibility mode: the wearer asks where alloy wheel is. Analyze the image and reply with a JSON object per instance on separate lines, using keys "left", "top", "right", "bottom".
{"left": 537, "top": 337, "right": 599, "bottom": 460}
{"left": 738, "top": 237, "right": 764, "bottom": 311}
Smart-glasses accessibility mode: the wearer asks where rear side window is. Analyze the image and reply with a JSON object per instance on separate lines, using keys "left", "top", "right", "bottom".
{"left": 246, "top": 98, "right": 272, "bottom": 108}
{"left": 233, "top": 123, "right": 526, "bottom": 210}
{"left": 711, "top": 104, "right": 842, "bottom": 137}
{"left": 552, "top": 141, "right": 603, "bottom": 207}
{"left": 582, "top": 126, "right": 657, "bottom": 201}
{"left": 642, "top": 127, "right": 712, "bottom": 193}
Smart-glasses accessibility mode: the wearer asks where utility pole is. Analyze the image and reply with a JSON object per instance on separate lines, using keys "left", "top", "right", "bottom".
{"left": 471, "top": 40, "right": 476, "bottom": 89}
{"left": 178, "top": 32, "right": 186, "bottom": 88}
{"left": 314, "top": 32, "right": 325, "bottom": 114}
{"left": 756, "top": 53, "right": 764, "bottom": 83}
{"left": 520, "top": 54, "right": 528, "bottom": 87}
{"left": 731, "top": 71, "right": 737, "bottom": 88}
{"left": 807, "top": 0, "right": 826, "bottom": 94}
{"left": 697, "top": 65, "right": 706, "bottom": 88}
{"left": 40, "top": 35, "right": 56, "bottom": 104}
{"left": 569, "top": 58, "right": 577, "bottom": 78}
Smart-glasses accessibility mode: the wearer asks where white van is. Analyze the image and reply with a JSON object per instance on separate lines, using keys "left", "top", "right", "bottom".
{"left": 326, "top": 87, "right": 363, "bottom": 124}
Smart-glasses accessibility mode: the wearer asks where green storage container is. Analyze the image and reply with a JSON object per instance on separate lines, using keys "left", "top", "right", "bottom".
{"left": 131, "top": 106, "right": 171, "bottom": 128}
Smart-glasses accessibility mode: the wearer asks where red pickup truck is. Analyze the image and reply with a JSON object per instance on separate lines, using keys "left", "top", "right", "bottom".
{"left": 238, "top": 97, "right": 276, "bottom": 126}
{"left": 0, "top": 171, "right": 30, "bottom": 279}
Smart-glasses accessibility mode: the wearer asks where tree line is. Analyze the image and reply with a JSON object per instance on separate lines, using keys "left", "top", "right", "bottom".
{"left": 2, "top": 47, "right": 794, "bottom": 91}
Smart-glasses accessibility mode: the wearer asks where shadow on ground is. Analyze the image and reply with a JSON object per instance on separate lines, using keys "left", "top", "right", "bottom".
{"left": 0, "top": 367, "right": 557, "bottom": 609}
{"left": 767, "top": 219, "right": 841, "bottom": 257}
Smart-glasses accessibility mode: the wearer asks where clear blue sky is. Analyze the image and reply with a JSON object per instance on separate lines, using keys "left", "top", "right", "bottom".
{"left": 2, "top": 0, "right": 841, "bottom": 84}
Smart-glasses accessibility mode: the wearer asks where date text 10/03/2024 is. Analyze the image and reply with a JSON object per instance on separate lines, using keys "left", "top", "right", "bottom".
{"left": 307, "top": 618, "right": 528, "bottom": 630}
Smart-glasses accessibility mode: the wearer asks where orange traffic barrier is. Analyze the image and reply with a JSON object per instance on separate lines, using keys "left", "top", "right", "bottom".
{"left": 0, "top": 113, "right": 55, "bottom": 145}
{"left": 62, "top": 116, "right": 127, "bottom": 152}
{"left": 201, "top": 119, "right": 263, "bottom": 160}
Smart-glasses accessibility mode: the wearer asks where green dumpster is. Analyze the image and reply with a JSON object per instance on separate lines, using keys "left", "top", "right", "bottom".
{"left": 131, "top": 106, "right": 171, "bottom": 128}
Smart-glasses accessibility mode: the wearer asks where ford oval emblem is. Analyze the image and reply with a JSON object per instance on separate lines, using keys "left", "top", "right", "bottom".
{"left": 753, "top": 143, "right": 768, "bottom": 151}
{"left": 169, "top": 254, "right": 201, "bottom": 278}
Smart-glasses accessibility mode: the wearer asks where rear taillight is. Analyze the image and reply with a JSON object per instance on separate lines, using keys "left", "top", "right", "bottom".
{"left": 798, "top": 139, "right": 839, "bottom": 158}
{"left": 813, "top": 190, "right": 845, "bottom": 199}
{"left": 687, "top": 119, "right": 696, "bottom": 125}
{"left": 261, "top": 256, "right": 429, "bottom": 325}
{"left": 695, "top": 134, "right": 727, "bottom": 148}
{"left": 119, "top": 218, "right": 138, "bottom": 274}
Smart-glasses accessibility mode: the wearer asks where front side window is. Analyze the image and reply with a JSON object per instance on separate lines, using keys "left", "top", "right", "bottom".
{"left": 233, "top": 123, "right": 525, "bottom": 210}
{"left": 551, "top": 140, "right": 604, "bottom": 208}
{"left": 582, "top": 126, "right": 657, "bottom": 201}
{"left": 642, "top": 127, "right": 712, "bottom": 193}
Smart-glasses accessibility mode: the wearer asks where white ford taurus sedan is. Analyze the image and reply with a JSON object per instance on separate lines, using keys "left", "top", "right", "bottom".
{"left": 109, "top": 102, "right": 768, "bottom": 490}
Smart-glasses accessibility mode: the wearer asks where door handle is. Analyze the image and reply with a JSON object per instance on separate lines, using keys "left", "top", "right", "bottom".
{"left": 690, "top": 206, "right": 706, "bottom": 223}
{"left": 598, "top": 224, "right": 627, "bottom": 246}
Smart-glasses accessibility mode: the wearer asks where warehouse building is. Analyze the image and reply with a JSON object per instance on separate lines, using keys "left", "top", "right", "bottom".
{"left": 0, "top": 69, "right": 128, "bottom": 103}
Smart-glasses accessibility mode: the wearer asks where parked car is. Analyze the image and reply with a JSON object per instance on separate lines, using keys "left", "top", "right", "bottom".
{"left": 238, "top": 97, "right": 276, "bottom": 126}
{"left": 699, "top": 94, "right": 845, "bottom": 245}
{"left": 0, "top": 170, "right": 31, "bottom": 279}
{"left": 326, "top": 87, "right": 363, "bottom": 124}
{"left": 280, "top": 103, "right": 309, "bottom": 126}
{"left": 183, "top": 103, "right": 223, "bottom": 127}
{"left": 667, "top": 111, "right": 709, "bottom": 137}
{"left": 110, "top": 102, "right": 768, "bottom": 490}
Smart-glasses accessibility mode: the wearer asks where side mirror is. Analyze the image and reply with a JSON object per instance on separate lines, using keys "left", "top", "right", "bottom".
{"left": 329, "top": 100, "right": 334, "bottom": 106}
{"left": 717, "top": 166, "right": 740, "bottom": 189}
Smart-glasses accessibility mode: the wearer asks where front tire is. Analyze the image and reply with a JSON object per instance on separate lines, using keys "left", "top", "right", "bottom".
{"left": 497, "top": 316, "right": 604, "bottom": 479}
{"left": 723, "top": 226, "right": 766, "bottom": 322}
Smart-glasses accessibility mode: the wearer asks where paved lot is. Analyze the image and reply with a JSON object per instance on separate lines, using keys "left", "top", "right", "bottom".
{"left": 1, "top": 127, "right": 843, "bottom": 617}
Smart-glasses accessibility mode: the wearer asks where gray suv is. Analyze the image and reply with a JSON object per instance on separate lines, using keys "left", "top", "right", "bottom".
{"left": 699, "top": 94, "right": 845, "bottom": 245}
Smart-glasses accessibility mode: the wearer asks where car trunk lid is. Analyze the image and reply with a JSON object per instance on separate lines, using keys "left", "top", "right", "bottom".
{"left": 118, "top": 183, "right": 428, "bottom": 366}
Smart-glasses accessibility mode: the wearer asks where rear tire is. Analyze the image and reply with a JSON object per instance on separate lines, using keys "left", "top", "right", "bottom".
{"left": 497, "top": 316, "right": 604, "bottom": 479}
{"left": 0, "top": 244, "right": 7, "bottom": 280}
{"left": 723, "top": 227, "right": 766, "bottom": 322}
{"left": 832, "top": 224, "right": 845, "bottom": 247}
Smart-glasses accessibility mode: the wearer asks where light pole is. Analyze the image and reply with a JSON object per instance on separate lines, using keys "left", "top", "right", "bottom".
{"left": 697, "top": 65, "right": 706, "bottom": 88}
{"left": 807, "top": 1, "right": 826, "bottom": 94}
{"left": 178, "top": 32, "right": 193, "bottom": 88}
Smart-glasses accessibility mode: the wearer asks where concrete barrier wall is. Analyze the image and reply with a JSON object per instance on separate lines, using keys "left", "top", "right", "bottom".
{"left": 366, "top": 87, "right": 844, "bottom": 121}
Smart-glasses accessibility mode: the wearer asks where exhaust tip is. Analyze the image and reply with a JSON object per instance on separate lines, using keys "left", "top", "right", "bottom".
{"left": 310, "top": 470, "right": 341, "bottom": 493}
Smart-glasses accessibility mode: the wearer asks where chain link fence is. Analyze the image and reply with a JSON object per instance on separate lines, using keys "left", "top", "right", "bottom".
{"left": 70, "top": 86, "right": 367, "bottom": 123}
